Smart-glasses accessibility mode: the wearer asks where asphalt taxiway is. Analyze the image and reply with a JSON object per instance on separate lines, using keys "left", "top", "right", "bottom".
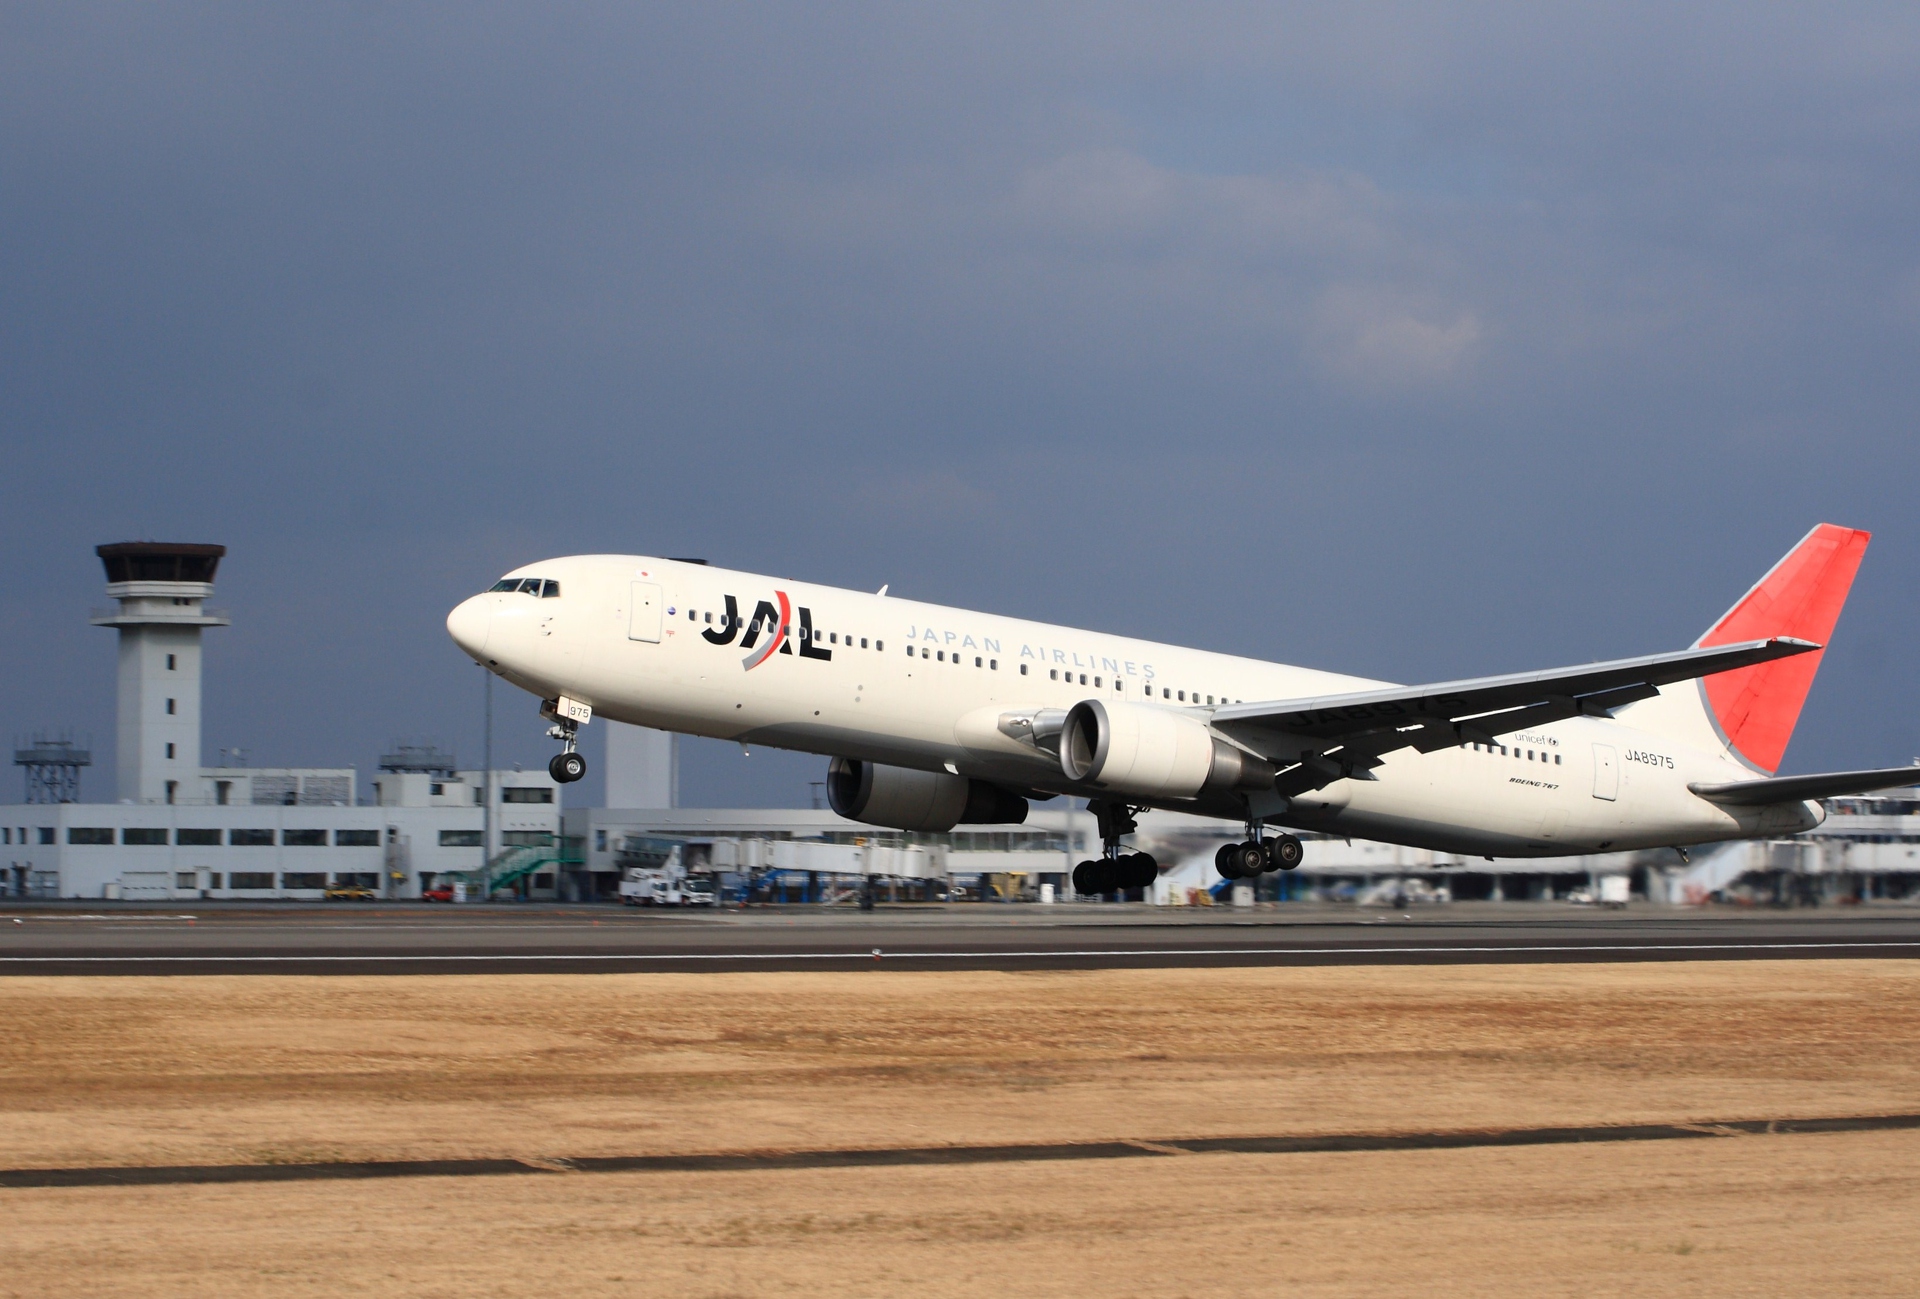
{"left": 2, "top": 901, "right": 1918, "bottom": 974}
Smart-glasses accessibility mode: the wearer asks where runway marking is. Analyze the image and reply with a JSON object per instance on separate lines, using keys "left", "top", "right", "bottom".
{"left": 2, "top": 940, "right": 1920, "bottom": 965}
{"left": 3, "top": 1112, "right": 1915, "bottom": 1189}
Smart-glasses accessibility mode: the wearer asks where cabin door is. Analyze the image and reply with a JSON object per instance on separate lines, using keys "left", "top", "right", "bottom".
{"left": 628, "top": 582, "right": 663, "bottom": 643}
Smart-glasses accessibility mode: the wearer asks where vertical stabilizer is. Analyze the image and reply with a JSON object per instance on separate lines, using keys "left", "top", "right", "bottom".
{"left": 1688, "top": 524, "right": 1870, "bottom": 774}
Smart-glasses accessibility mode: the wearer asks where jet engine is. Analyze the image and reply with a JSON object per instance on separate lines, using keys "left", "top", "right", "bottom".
{"left": 826, "top": 757, "right": 1029, "bottom": 833}
{"left": 1058, "top": 698, "right": 1275, "bottom": 799}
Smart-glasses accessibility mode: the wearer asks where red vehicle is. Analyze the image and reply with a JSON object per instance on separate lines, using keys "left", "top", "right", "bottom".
{"left": 421, "top": 885, "right": 455, "bottom": 903}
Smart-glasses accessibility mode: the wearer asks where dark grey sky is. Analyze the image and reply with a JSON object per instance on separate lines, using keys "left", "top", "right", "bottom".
{"left": 3, "top": 2, "right": 1916, "bottom": 807}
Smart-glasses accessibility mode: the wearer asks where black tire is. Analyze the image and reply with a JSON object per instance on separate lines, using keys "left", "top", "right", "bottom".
{"left": 1072, "top": 860, "right": 1107, "bottom": 896}
{"left": 551, "top": 751, "right": 587, "bottom": 784}
{"left": 1215, "top": 843, "right": 1241, "bottom": 881}
{"left": 1119, "top": 852, "right": 1158, "bottom": 891}
{"left": 1231, "top": 841, "right": 1267, "bottom": 878}
{"left": 1268, "top": 834, "right": 1304, "bottom": 871}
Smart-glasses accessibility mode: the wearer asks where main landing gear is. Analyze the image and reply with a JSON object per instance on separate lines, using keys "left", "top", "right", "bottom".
{"left": 1071, "top": 800, "right": 1158, "bottom": 897}
{"left": 1217, "top": 830, "right": 1303, "bottom": 880}
{"left": 542, "top": 699, "right": 587, "bottom": 784}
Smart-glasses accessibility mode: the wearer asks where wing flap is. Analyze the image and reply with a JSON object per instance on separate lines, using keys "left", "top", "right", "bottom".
{"left": 1688, "top": 767, "right": 1919, "bottom": 807}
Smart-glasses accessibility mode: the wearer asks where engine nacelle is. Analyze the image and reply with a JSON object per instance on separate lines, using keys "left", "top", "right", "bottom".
{"left": 826, "top": 758, "right": 1029, "bottom": 832}
{"left": 1059, "top": 699, "right": 1274, "bottom": 799}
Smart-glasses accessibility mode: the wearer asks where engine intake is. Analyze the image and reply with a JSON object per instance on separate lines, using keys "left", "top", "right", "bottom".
{"left": 1058, "top": 699, "right": 1274, "bottom": 800}
{"left": 827, "top": 758, "right": 1029, "bottom": 832}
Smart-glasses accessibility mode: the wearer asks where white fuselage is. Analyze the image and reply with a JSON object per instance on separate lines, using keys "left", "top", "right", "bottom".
{"left": 448, "top": 555, "right": 1820, "bottom": 858}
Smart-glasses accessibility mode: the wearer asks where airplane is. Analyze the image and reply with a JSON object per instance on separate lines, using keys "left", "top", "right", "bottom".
{"left": 446, "top": 523, "right": 1916, "bottom": 896}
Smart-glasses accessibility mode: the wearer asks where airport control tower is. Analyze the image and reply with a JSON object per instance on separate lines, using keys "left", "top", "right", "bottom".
{"left": 90, "top": 543, "right": 229, "bottom": 804}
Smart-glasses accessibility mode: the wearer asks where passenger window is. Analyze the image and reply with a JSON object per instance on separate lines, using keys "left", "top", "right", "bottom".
{"left": 1094, "top": 677, "right": 1102, "bottom": 688}
{"left": 860, "top": 637, "right": 867, "bottom": 648}
{"left": 974, "top": 656, "right": 981, "bottom": 667}
{"left": 1206, "top": 695, "right": 1213, "bottom": 705}
{"left": 1177, "top": 691, "right": 1185, "bottom": 701}
{"left": 1555, "top": 754, "right": 1562, "bottom": 765}
{"left": 1163, "top": 688, "right": 1170, "bottom": 699}
{"left": 921, "top": 648, "right": 929, "bottom": 659}
{"left": 1049, "top": 669, "right": 1058, "bottom": 681}
{"left": 991, "top": 659, "right": 998, "bottom": 670}
{"left": 830, "top": 633, "right": 837, "bottom": 644}
{"left": 1080, "top": 674, "right": 1088, "bottom": 685}
{"left": 1020, "top": 664, "right": 1027, "bottom": 675}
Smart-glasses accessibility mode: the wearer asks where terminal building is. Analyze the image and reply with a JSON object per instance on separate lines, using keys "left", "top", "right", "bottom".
{"left": 3, "top": 541, "right": 1915, "bottom": 905}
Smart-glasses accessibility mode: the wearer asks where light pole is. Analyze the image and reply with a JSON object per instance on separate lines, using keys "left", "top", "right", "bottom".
{"left": 481, "top": 663, "right": 493, "bottom": 892}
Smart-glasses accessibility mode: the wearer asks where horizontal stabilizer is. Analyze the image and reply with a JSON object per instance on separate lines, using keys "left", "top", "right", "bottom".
{"left": 1688, "top": 767, "right": 1920, "bottom": 807}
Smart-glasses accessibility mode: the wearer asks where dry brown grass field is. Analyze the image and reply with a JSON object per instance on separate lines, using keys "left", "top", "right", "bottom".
{"left": 2, "top": 960, "right": 1918, "bottom": 1295}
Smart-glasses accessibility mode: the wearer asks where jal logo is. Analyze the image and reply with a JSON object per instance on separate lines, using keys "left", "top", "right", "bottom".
{"left": 701, "top": 593, "right": 831, "bottom": 670}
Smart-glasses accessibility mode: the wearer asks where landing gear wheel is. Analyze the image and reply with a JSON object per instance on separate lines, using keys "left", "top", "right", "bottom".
{"left": 1265, "top": 834, "right": 1304, "bottom": 872}
{"left": 1229, "top": 841, "right": 1268, "bottom": 878}
{"left": 1118, "top": 851, "right": 1159, "bottom": 891}
{"left": 549, "top": 751, "right": 587, "bottom": 784}
{"left": 1215, "top": 842, "right": 1242, "bottom": 880}
{"left": 1072, "top": 860, "right": 1110, "bottom": 896}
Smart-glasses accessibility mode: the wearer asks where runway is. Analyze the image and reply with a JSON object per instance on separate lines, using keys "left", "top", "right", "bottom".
{"left": 3, "top": 901, "right": 1918, "bottom": 973}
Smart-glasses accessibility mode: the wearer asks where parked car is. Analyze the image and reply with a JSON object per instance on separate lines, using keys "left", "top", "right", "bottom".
{"left": 323, "top": 883, "right": 377, "bottom": 901}
{"left": 420, "top": 885, "right": 455, "bottom": 903}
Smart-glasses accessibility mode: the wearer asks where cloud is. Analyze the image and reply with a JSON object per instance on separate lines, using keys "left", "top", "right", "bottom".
{"left": 1311, "top": 285, "right": 1482, "bottom": 385}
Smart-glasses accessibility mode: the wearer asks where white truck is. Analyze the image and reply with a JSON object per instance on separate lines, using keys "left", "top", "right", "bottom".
{"left": 619, "top": 869, "right": 716, "bottom": 907}
{"left": 615, "top": 837, "right": 717, "bottom": 907}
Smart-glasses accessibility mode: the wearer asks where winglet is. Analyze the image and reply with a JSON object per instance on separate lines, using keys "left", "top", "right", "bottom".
{"left": 1694, "top": 524, "right": 1871, "bottom": 774}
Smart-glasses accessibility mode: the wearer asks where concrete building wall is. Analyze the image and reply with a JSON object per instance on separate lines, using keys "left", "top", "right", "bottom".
{"left": 115, "top": 623, "right": 204, "bottom": 804}
{"left": 604, "top": 722, "right": 677, "bottom": 809}
{"left": 0, "top": 771, "right": 562, "bottom": 900}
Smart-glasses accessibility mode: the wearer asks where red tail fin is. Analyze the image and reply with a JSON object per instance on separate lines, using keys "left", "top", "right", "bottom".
{"left": 1694, "top": 523, "right": 1871, "bottom": 774}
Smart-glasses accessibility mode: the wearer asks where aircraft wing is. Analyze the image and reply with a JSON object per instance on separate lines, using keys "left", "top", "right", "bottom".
{"left": 1210, "top": 637, "right": 1818, "bottom": 798}
{"left": 1688, "top": 767, "right": 1920, "bottom": 807}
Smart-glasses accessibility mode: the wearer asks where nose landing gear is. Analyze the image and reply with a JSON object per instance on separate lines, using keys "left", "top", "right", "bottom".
{"left": 549, "top": 747, "right": 586, "bottom": 784}
{"left": 541, "top": 697, "right": 590, "bottom": 784}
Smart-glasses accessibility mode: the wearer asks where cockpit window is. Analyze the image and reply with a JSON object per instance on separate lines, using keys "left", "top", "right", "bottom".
{"left": 489, "top": 577, "right": 561, "bottom": 596}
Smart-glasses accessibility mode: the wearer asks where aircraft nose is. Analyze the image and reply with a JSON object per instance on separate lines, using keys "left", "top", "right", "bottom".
{"left": 446, "top": 595, "right": 493, "bottom": 659}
